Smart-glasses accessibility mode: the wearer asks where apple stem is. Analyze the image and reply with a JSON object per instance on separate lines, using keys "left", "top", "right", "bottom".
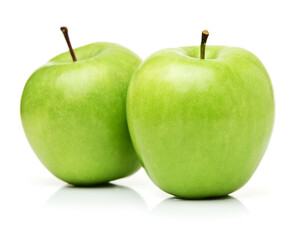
{"left": 200, "top": 30, "right": 209, "bottom": 60}
{"left": 60, "top": 26, "right": 77, "bottom": 62}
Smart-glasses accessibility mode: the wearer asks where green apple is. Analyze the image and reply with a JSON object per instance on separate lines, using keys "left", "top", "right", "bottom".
{"left": 127, "top": 33, "right": 275, "bottom": 199}
{"left": 21, "top": 28, "right": 141, "bottom": 185}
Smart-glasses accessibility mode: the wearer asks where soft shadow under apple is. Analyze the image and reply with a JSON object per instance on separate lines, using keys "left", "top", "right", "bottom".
{"left": 44, "top": 183, "right": 147, "bottom": 213}
{"left": 152, "top": 195, "right": 249, "bottom": 220}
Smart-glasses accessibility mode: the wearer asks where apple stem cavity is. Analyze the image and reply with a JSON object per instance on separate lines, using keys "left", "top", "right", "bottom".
{"left": 200, "top": 30, "right": 209, "bottom": 60}
{"left": 60, "top": 26, "right": 77, "bottom": 62}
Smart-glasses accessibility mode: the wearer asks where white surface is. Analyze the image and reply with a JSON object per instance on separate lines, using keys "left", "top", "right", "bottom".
{"left": 1, "top": 0, "right": 299, "bottom": 239}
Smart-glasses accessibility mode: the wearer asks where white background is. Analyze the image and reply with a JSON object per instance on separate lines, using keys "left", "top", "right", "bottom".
{"left": 0, "top": 0, "right": 299, "bottom": 239}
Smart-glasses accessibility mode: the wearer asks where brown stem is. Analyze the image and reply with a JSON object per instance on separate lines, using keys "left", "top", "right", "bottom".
{"left": 60, "top": 26, "right": 77, "bottom": 62}
{"left": 200, "top": 30, "right": 209, "bottom": 59}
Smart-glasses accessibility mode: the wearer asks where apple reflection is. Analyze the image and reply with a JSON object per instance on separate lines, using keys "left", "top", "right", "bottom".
{"left": 152, "top": 195, "right": 248, "bottom": 219}
{"left": 45, "top": 183, "right": 147, "bottom": 213}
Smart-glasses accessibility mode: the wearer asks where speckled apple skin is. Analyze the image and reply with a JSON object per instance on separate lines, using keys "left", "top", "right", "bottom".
{"left": 21, "top": 42, "right": 141, "bottom": 185}
{"left": 127, "top": 46, "right": 275, "bottom": 199}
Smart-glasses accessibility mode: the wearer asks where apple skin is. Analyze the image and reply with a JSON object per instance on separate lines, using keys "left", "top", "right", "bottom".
{"left": 21, "top": 42, "right": 141, "bottom": 185}
{"left": 127, "top": 46, "right": 275, "bottom": 199}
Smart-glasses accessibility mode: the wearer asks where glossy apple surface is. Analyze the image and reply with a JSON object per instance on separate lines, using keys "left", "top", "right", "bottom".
{"left": 127, "top": 46, "right": 275, "bottom": 199}
{"left": 21, "top": 42, "right": 141, "bottom": 185}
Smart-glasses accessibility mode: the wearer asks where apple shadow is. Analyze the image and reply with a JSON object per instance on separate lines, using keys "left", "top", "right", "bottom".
{"left": 44, "top": 183, "right": 148, "bottom": 213}
{"left": 152, "top": 195, "right": 249, "bottom": 220}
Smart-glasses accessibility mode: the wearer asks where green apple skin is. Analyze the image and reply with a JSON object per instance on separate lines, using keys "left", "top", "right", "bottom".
{"left": 127, "top": 46, "right": 275, "bottom": 199}
{"left": 21, "top": 42, "right": 141, "bottom": 185}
